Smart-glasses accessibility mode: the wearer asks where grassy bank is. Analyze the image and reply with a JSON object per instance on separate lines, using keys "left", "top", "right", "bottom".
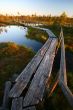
{"left": 26, "top": 27, "right": 48, "bottom": 44}
{"left": 0, "top": 42, "right": 35, "bottom": 105}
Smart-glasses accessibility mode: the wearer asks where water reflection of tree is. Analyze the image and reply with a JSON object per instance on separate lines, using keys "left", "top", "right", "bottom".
{"left": 0, "top": 27, "right": 7, "bottom": 34}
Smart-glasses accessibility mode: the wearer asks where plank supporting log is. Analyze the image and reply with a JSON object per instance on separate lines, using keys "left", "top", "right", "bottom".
{"left": 59, "top": 81, "right": 73, "bottom": 107}
{"left": 11, "top": 97, "right": 23, "bottom": 110}
{"left": 2, "top": 81, "right": 12, "bottom": 109}
{"left": 58, "top": 28, "right": 73, "bottom": 108}
{"left": 59, "top": 28, "right": 67, "bottom": 85}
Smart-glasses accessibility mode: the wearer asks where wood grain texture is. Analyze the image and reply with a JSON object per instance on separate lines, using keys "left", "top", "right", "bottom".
{"left": 16, "top": 38, "right": 52, "bottom": 82}
{"left": 59, "top": 80, "right": 73, "bottom": 107}
{"left": 9, "top": 38, "right": 52, "bottom": 98}
{"left": 2, "top": 81, "right": 12, "bottom": 108}
{"left": 59, "top": 28, "right": 73, "bottom": 108}
{"left": 23, "top": 38, "right": 58, "bottom": 107}
{"left": 11, "top": 97, "right": 23, "bottom": 110}
{"left": 59, "top": 28, "right": 67, "bottom": 85}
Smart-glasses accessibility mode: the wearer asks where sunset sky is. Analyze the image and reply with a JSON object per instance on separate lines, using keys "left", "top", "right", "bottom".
{"left": 0, "top": 0, "right": 73, "bottom": 16}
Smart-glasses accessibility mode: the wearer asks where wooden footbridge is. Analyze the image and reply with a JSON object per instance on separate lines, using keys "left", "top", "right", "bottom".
{"left": 0, "top": 27, "right": 73, "bottom": 110}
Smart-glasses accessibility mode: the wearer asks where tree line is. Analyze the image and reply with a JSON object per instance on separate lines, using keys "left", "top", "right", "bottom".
{"left": 0, "top": 12, "right": 73, "bottom": 26}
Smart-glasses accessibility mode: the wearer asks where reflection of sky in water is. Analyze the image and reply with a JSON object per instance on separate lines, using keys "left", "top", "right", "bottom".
{"left": 0, "top": 25, "right": 43, "bottom": 51}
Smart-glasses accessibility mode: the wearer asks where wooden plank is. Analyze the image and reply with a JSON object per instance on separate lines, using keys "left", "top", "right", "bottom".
{"left": 9, "top": 38, "right": 52, "bottom": 98}
{"left": 45, "top": 29, "right": 56, "bottom": 38}
{"left": 59, "top": 28, "right": 67, "bottom": 85}
{"left": 2, "top": 81, "right": 12, "bottom": 109}
{"left": 23, "top": 106, "right": 36, "bottom": 110}
{"left": 11, "top": 97, "right": 23, "bottom": 110}
{"left": 16, "top": 38, "right": 51, "bottom": 82}
{"left": 0, "top": 107, "right": 3, "bottom": 110}
{"left": 0, "top": 108, "right": 2, "bottom": 110}
{"left": 0, "top": 108, "right": 8, "bottom": 110}
{"left": 59, "top": 81, "right": 73, "bottom": 107}
{"left": 23, "top": 38, "right": 58, "bottom": 107}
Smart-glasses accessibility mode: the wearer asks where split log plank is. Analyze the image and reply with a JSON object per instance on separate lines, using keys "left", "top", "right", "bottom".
{"left": 59, "top": 28, "right": 67, "bottom": 85}
{"left": 9, "top": 38, "right": 52, "bottom": 98}
{"left": 16, "top": 38, "right": 51, "bottom": 82}
{"left": 2, "top": 81, "right": 12, "bottom": 109}
{"left": 59, "top": 28, "right": 73, "bottom": 107}
{"left": 59, "top": 81, "right": 73, "bottom": 107}
{"left": 11, "top": 97, "right": 23, "bottom": 110}
{"left": 23, "top": 38, "right": 58, "bottom": 107}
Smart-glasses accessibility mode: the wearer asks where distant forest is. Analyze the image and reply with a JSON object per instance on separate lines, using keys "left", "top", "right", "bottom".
{"left": 0, "top": 12, "right": 73, "bottom": 26}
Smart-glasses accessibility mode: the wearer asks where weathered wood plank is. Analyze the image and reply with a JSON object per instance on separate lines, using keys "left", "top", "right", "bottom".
{"left": 16, "top": 38, "right": 52, "bottom": 82}
{"left": 59, "top": 81, "right": 73, "bottom": 107}
{"left": 23, "top": 106, "right": 36, "bottom": 110}
{"left": 0, "top": 107, "right": 3, "bottom": 110}
{"left": 59, "top": 28, "right": 67, "bottom": 85}
{"left": 0, "top": 108, "right": 9, "bottom": 110}
{"left": 11, "top": 97, "right": 23, "bottom": 110}
{"left": 2, "top": 81, "right": 12, "bottom": 109}
{"left": 23, "top": 38, "right": 58, "bottom": 107}
{"left": 0, "top": 108, "right": 2, "bottom": 110}
{"left": 0, "top": 107, "right": 8, "bottom": 110}
{"left": 9, "top": 38, "right": 52, "bottom": 98}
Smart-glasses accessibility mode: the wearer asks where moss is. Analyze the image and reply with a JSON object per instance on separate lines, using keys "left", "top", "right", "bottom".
{"left": 26, "top": 27, "right": 48, "bottom": 44}
{"left": 0, "top": 42, "right": 35, "bottom": 105}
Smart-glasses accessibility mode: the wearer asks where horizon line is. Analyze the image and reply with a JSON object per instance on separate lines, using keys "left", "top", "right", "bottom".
{"left": 0, "top": 12, "right": 73, "bottom": 17}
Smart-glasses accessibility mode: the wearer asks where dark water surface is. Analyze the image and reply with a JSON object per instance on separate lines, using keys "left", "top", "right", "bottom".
{"left": 0, "top": 25, "right": 43, "bottom": 51}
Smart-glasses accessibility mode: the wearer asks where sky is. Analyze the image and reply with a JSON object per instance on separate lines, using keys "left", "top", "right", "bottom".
{"left": 0, "top": 0, "right": 73, "bottom": 16}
